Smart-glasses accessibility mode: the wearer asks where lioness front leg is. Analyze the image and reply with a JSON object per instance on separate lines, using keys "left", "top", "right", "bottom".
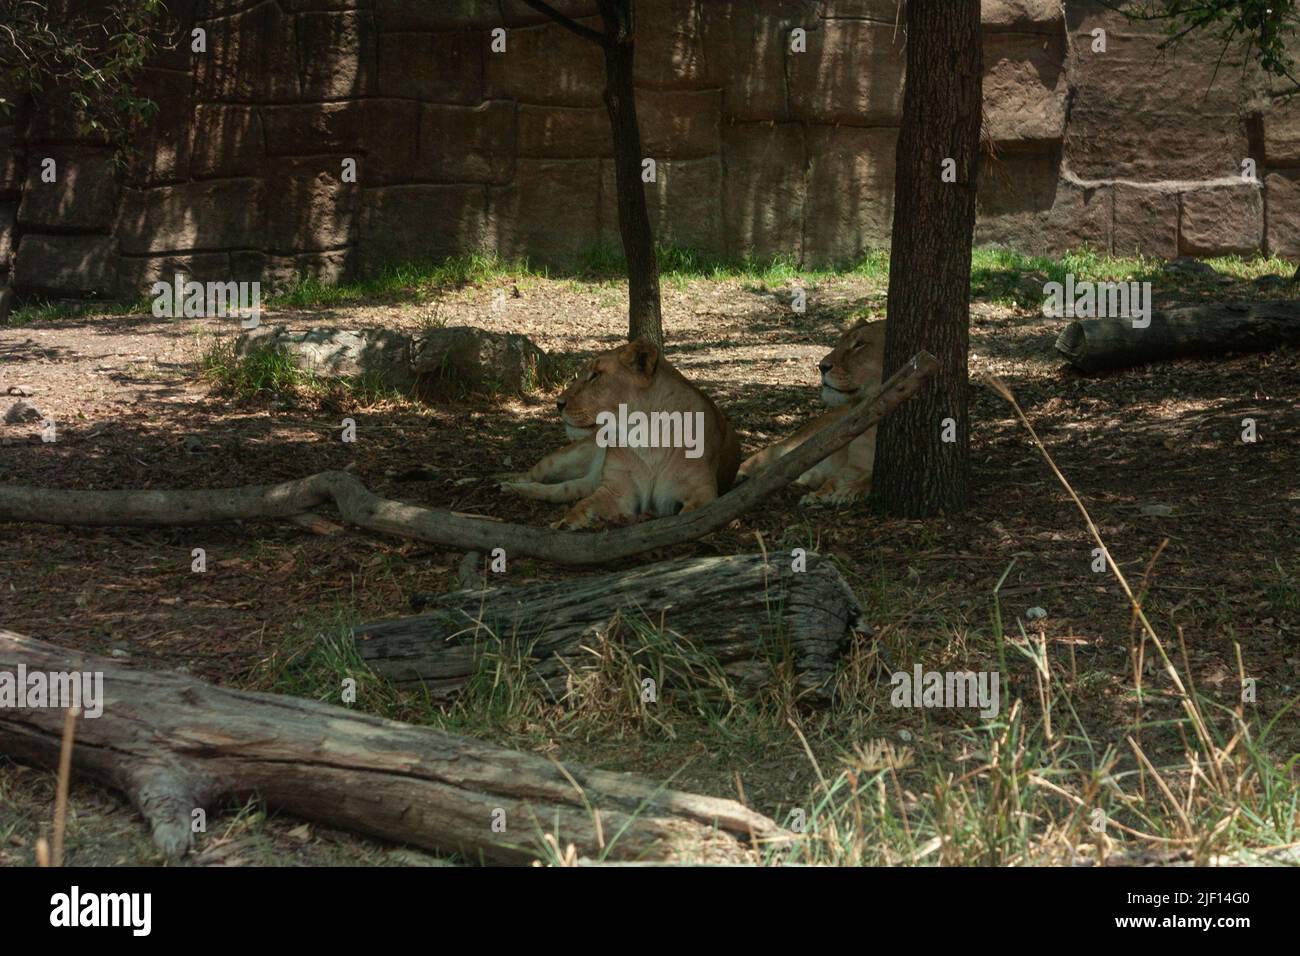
{"left": 501, "top": 472, "right": 601, "bottom": 503}
{"left": 554, "top": 485, "right": 635, "bottom": 530}
{"left": 500, "top": 441, "right": 604, "bottom": 502}
{"left": 499, "top": 438, "right": 594, "bottom": 485}
{"left": 799, "top": 474, "right": 872, "bottom": 507}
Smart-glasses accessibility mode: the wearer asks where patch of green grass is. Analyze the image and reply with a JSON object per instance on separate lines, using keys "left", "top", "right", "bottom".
{"left": 267, "top": 253, "right": 536, "bottom": 310}
{"left": 1265, "top": 560, "right": 1300, "bottom": 617}
{"left": 199, "top": 337, "right": 409, "bottom": 404}
{"left": 200, "top": 339, "right": 305, "bottom": 397}
{"left": 6, "top": 294, "right": 151, "bottom": 325}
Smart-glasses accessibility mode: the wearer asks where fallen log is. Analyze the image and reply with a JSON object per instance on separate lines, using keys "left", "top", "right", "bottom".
{"left": 0, "top": 352, "right": 937, "bottom": 566}
{"left": 0, "top": 630, "right": 779, "bottom": 864}
{"left": 1055, "top": 300, "right": 1300, "bottom": 373}
{"left": 356, "top": 552, "right": 866, "bottom": 703}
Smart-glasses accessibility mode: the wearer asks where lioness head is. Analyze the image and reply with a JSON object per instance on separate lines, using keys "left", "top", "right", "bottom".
{"left": 557, "top": 338, "right": 660, "bottom": 440}
{"left": 819, "top": 319, "right": 885, "bottom": 407}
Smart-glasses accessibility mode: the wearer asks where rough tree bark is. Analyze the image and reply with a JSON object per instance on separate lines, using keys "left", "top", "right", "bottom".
{"left": 0, "top": 352, "right": 937, "bottom": 565}
{"left": 357, "top": 552, "right": 868, "bottom": 703}
{"left": 1055, "top": 300, "right": 1300, "bottom": 373}
{"left": 523, "top": 0, "right": 663, "bottom": 347}
{"left": 874, "top": 0, "right": 982, "bottom": 518}
{"left": 0, "top": 630, "right": 779, "bottom": 864}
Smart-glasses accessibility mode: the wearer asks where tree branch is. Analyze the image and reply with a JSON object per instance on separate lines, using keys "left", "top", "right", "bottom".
{"left": 519, "top": 0, "right": 607, "bottom": 45}
{"left": 0, "top": 353, "right": 938, "bottom": 565}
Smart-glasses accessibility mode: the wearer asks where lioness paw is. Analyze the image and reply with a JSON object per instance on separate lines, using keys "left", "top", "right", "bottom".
{"left": 799, "top": 486, "right": 866, "bottom": 508}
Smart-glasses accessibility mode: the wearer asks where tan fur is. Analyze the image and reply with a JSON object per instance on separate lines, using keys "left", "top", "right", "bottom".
{"left": 501, "top": 339, "right": 741, "bottom": 529}
{"left": 737, "top": 318, "right": 885, "bottom": 506}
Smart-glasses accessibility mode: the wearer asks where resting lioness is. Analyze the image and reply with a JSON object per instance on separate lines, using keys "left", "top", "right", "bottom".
{"left": 501, "top": 338, "right": 741, "bottom": 529}
{"left": 737, "top": 318, "right": 886, "bottom": 506}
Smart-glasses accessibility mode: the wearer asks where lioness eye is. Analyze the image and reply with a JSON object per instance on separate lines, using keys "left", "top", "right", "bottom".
{"left": 588, "top": 370, "right": 600, "bottom": 381}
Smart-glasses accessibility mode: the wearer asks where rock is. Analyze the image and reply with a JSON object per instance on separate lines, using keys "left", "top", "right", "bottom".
{"left": 0, "top": 127, "right": 22, "bottom": 193}
{"left": 1026, "top": 606, "right": 1048, "bottom": 620}
{"left": 1180, "top": 184, "right": 1264, "bottom": 256}
{"left": 484, "top": 17, "right": 605, "bottom": 107}
{"left": 194, "top": 2, "right": 299, "bottom": 101}
{"left": 191, "top": 105, "right": 264, "bottom": 179}
{"left": 13, "top": 235, "right": 117, "bottom": 296}
{"left": 634, "top": 0, "right": 710, "bottom": 88}
{"left": 263, "top": 158, "right": 360, "bottom": 252}
{"left": 236, "top": 326, "right": 415, "bottom": 391}
{"left": 1164, "top": 257, "right": 1217, "bottom": 278}
{"left": 375, "top": 0, "right": 503, "bottom": 31}
{"left": 1065, "top": 7, "right": 1249, "bottom": 181}
{"left": 1265, "top": 171, "right": 1300, "bottom": 259}
{"left": 489, "top": 160, "right": 602, "bottom": 264}
{"left": 377, "top": 31, "right": 482, "bottom": 103}
{"left": 412, "top": 326, "right": 551, "bottom": 398}
{"left": 1112, "top": 185, "right": 1179, "bottom": 260}
{"left": 3, "top": 400, "right": 43, "bottom": 424}
{"left": 296, "top": 11, "right": 375, "bottom": 100}
{"left": 803, "top": 126, "right": 896, "bottom": 266}
{"left": 983, "top": 31, "right": 1068, "bottom": 146}
{"left": 976, "top": 155, "right": 1112, "bottom": 255}
{"left": 637, "top": 89, "right": 722, "bottom": 160}
{"left": 419, "top": 103, "right": 516, "bottom": 184}
{"left": 360, "top": 184, "right": 490, "bottom": 275}
{"left": 115, "top": 180, "right": 264, "bottom": 255}
{"left": 788, "top": 19, "right": 906, "bottom": 126}
{"left": 233, "top": 325, "right": 550, "bottom": 399}
{"left": 122, "top": 68, "right": 192, "bottom": 185}
{"left": 599, "top": 157, "right": 723, "bottom": 252}
{"left": 981, "top": 0, "right": 1064, "bottom": 33}
{"left": 722, "top": 123, "right": 807, "bottom": 261}
{"left": 17, "top": 149, "right": 119, "bottom": 231}
{"left": 0, "top": 202, "right": 15, "bottom": 267}
{"left": 517, "top": 105, "right": 611, "bottom": 159}
{"left": 1261, "top": 97, "right": 1300, "bottom": 165}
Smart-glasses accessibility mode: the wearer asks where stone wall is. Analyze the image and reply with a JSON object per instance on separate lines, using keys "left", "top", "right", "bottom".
{"left": 1, "top": 0, "right": 1296, "bottom": 300}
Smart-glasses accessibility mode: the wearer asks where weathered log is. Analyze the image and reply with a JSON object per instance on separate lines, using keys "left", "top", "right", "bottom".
{"left": 0, "top": 630, "right": 779, "bottom": 864}
{"left": 0, "top": 352, "right": 938, "bottom": 566}
{"left": 1055, "top": 300, "right": 1300, "bottom": 372}
{"left": 356, "top": 552, "right": 866, "bottom": 703}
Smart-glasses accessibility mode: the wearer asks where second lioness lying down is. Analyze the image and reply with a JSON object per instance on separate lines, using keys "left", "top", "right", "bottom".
{"left": 500, "top": 338, "right": 741, "bottom": 529}
{"left": 737, "top": 318, "right": 886, "bottom": 506}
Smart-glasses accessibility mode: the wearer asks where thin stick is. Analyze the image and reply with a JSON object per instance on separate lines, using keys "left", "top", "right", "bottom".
{"left": 52, "top": 705, "right": 80, "bottom": 867}
{"left": 982, "top": 377, "right": 1226, "bottom": 791}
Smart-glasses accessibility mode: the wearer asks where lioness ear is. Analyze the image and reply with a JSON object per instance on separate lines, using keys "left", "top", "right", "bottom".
{"left": 619, "top": 338, "right": 660, "bottom": 379}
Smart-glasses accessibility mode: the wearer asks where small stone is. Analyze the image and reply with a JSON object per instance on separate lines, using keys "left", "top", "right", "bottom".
{"left": 1026, "top": 606, "right": 1048, "bottom": 620}
{"left": 3, "top": 400, "right": 43, "bottom": 424}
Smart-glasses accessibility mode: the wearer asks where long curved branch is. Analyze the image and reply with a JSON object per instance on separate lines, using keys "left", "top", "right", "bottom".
{"left": 0, "top": 352, "right": 937, "bottom": 566}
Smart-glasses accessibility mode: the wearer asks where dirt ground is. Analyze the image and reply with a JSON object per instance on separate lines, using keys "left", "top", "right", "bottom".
{"left": 1, "top": 263, "right": 1297, "bottom": 866}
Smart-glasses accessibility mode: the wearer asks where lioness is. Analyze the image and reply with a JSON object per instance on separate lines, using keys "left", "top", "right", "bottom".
{"left": 737, "top": 318, "right": 886, "bottom": 506}
{"left": 501, "top": 338, "right": 741, "bottom": 529}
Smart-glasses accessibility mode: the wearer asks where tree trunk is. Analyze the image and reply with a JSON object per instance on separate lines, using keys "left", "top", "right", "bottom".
{"left": 874, "top": 0, "right": 982, "bottom": 518}
{"left": 598, "top": 0, "right": 663, "bottom": 348}
{"left": 0, "top": 630, "right": 779, "bottom": 864}
{"left": 356, "top": 552, "right": 868, "bottom": 703}
{"left": 1055, "top": 300, "right": 1300, "bottom": 372}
